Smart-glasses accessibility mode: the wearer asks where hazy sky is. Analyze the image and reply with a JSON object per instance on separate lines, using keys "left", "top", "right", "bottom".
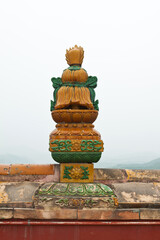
{"left": 1, "top": 0, "right": 160, "bottom": 166}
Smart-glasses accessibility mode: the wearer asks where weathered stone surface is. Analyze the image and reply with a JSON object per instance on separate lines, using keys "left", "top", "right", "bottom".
{"left": 14, "top": 209, "right": 38, "bottom": 219}
{"left": 39, "top": 209, "right": 77, "bottom": 219}
{"left": 94, "top": 169, "right": 160, "bottom": 184}
{"left": 140, "top": 209, "right": 160, "bottom": 219}
{"left": 112, "top": 182, "right": 160, "bottom": 204}
{"left": 0, "top": 208, "right": 13, "bottom": 219}
{"left": 78, "top": 209, "right": 139, "bottom": 220}
{"left": 126, "top": 169, "right": 160, "bottom": 182}
{"left": 0, "top": 174, "right": 59, "bottom": 183}
{"left": 0, "top": 207, "right": 141, "bottom": 220}
{"left": 0, "top": 182, "right": 39, "bottom": 207}
{"left": 51, "top": 164, "right": 60, "bottom": 182}
{"left": 94, "top": 169, "right": 127, "bottom": 184}
{"left": 14, "top": 208, "right": 77, "bottom": 219}
{"left": 0, "top": 184, "right": 9, "bottom": 204}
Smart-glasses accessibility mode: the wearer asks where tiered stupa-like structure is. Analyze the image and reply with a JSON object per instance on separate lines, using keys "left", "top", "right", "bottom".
{"left": 1, "top": 46, "right": 160, "bottom": 239}
{"left": 49, "top": 45, "right": 103, "bottom": 183}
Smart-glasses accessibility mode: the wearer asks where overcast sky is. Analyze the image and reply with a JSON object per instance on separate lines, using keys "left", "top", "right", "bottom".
{"left": 0, "top": 0, "right": 160, "bottom": 166}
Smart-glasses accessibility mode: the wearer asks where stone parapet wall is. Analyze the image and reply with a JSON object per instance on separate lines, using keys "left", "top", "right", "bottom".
{"left": 1, "top": 164, "right": 160, "bottom": 221}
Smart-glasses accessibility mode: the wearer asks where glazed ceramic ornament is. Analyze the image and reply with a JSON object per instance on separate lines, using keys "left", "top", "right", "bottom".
{"left": 49, "top": 45, "right": 103, "bottom": 163}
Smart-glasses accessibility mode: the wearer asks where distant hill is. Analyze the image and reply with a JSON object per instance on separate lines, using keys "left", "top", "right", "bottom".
{"left": 0, "top": 152, "right": 53, "bottom": 164}
{"left": 0, "top": 154, "right": 160, "bottom": 170}
{"left": 0, "top": 154, "right": 35, "bottom": 164}
{"left": 115, "top": 157, "right": 160, "bottom": 170}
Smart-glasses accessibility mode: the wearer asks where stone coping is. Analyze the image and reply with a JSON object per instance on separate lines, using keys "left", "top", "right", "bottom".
{"left": 0, "top": 164, "right": 160, "bottom": 183}
{"left": 1, "top": 208, "right": 160, "bottom": 220}
{"left": 0, "top": 164, "right": 54, "bottom": 175}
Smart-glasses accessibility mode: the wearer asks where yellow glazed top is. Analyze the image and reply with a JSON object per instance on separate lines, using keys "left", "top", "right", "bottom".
{"left": 65, "top": 45, "right": 84, "bottom": 66}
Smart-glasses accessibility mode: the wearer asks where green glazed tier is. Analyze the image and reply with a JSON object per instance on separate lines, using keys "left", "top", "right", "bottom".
{"left": 51, "top": 152, "right": 102, "bottom": 163}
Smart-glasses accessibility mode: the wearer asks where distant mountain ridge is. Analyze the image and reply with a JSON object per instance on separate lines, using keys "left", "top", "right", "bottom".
{"left": 115, "top": 157, "right": 160, "bottom": 170}
{"left": 0, "top": 154, "right": 160, "bottom": 170}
